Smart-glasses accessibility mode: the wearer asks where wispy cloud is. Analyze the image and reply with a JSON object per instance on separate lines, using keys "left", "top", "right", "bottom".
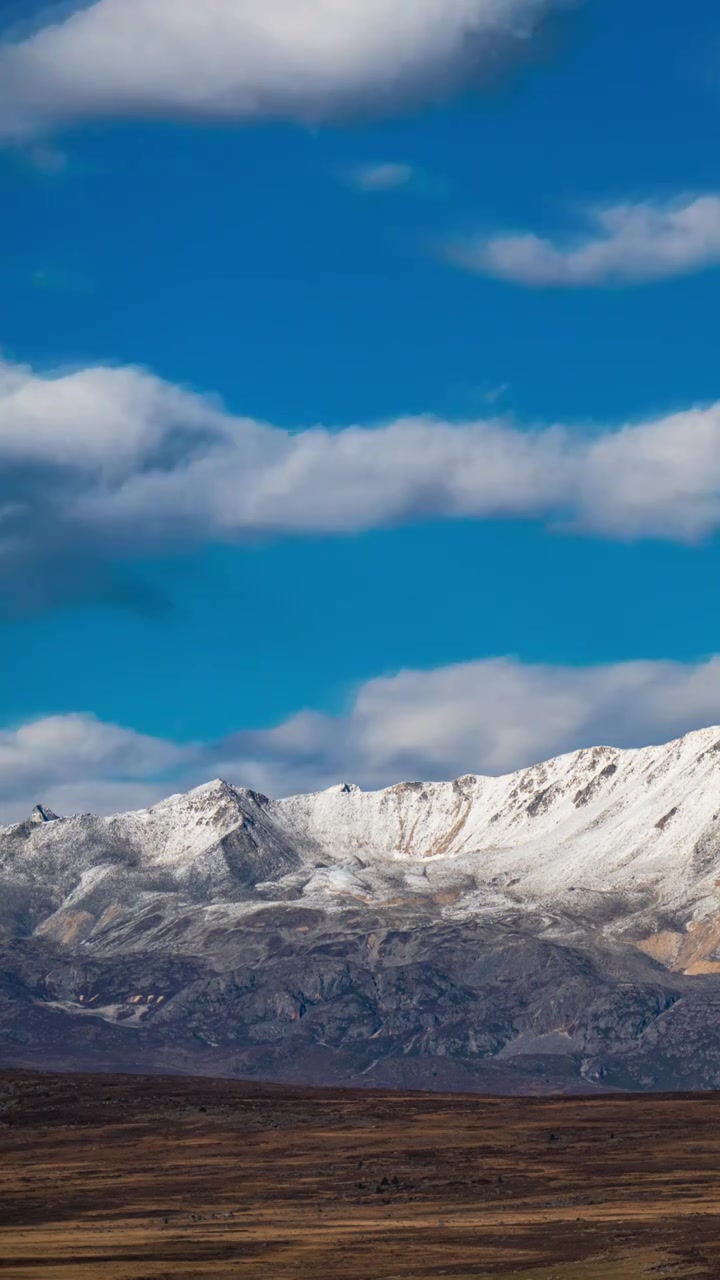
{"left": 0, "top": 0, "right": 575, "bottom": 139}
{"left": 3, "top": 655, "right": 720, "bottom": 820}
{"left": 26, "top": 143, "right": 67, "bottom": 173}
{"left": 479, "top": 383, "right": 510, "bottom": 405}
{"left": 347, "top": 162, "right": 414, "bottom": 191}
{"left": 449, "top": 195, "right": 720, "bottom": 287}
{"left": 2, "top": 352, "right": 720, "bottom": 614}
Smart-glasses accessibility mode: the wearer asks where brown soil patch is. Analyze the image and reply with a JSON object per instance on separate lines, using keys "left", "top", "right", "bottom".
{"left": 1, "top": 1072, "right": 720, "bottom": 1278}
{"left": 637, "top": 914, "right": 720, "bottom": 974}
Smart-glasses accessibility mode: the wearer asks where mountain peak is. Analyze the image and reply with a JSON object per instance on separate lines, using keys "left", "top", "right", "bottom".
{"left": 8, "top": 724, "right": 720, "bottom": 1095}
{"left": 192, "top": 778, "right": 236, "bottom": 798}
{"left": 29, "top": 804, "right": 59, "bottom": 826}
{"left": 184, "top": 778, "right": 271, "bottom": 808}
{"left": 169, "top": 778, "right": 251, "bottom": 808}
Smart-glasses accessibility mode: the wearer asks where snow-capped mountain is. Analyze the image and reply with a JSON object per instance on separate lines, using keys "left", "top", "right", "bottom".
{"left": 4, "top": 726, "right": 720, "bottom": 1093}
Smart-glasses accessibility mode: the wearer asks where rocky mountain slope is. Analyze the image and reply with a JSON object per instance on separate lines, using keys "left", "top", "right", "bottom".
{"left": 4, "top": 727, "right": 720, "bottom": 1092}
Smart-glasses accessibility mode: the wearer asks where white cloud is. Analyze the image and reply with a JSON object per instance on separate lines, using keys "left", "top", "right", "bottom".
{"left": 4, "top": 656, "right": 720, "bottom": 821}
{"left": 220, "top": 657, "right": 720, "bottom": 797}
{"left": 2, "top": 354, "right": 720, "bottom": 588}
{"left": 0, "top": 357, "right": 220, "bottom": 472}
{"left": 450, "top": 196, "right": 720, "bottom": 286}
{"left": 348, "top": 163, "right": 414, "bottom": 191}
{"left": 0, "top": 713, "right": 190, "bottom": 813}
{"left": 0, "top": 0, "right": 569, "bottom": 138}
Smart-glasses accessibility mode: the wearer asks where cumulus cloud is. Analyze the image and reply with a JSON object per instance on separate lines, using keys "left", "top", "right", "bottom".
{"left": 2, "top": 352, "right": 720, "bottom": 607}
{"left": 450, "top": 196, "right": 720, "bottom": 286}
{"left": 0, "top": 0, "right": 570, "bottom": 139}
{"left": 0, "top": 713, "right": 190, "bottom": 816}
{"left": 4, "top": 656, "right": 720, "bottom": 821}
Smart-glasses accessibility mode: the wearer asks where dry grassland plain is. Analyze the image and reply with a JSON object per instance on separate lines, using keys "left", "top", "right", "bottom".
{"left": 1, "top": 1072, "right": 719, "bottom": 1279}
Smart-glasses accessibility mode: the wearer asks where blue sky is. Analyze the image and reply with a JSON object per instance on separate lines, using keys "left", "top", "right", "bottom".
{"left": 3, "top": 0, "right": 720, "bottom": 818}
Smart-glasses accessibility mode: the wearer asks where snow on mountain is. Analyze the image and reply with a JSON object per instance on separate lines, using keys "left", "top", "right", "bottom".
{"left": 277, "top": 727, "right": 720, "bottom": 928}
{"left": 2, "top": 725, "right": 720, "bottom": 965}
{"left": 5, "top": 727, "right": 720, "bottom": 1092}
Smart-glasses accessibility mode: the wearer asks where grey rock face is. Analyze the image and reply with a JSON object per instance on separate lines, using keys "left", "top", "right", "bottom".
{"left": 5, "top": 732, "right": 720, "bottom": 1092}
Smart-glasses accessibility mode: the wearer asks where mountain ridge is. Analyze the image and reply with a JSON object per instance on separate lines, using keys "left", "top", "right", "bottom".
{"left": 3, "top": 725, "right": 720, "bottom": 1093}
